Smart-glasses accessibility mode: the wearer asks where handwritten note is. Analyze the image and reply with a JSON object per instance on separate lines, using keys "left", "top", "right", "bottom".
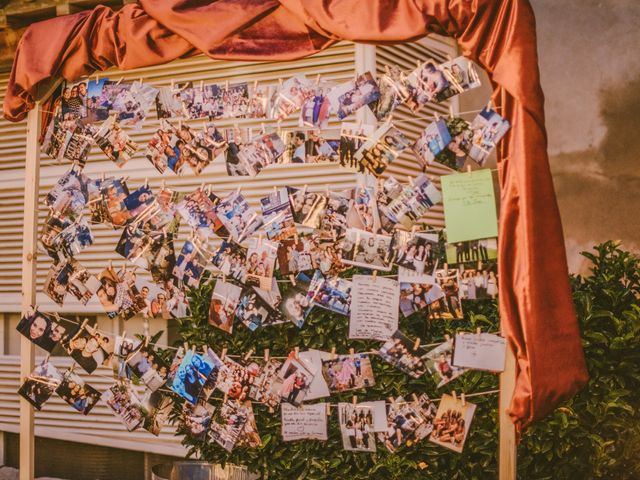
{"left": 281, "top": 403, "right": 328, "bottom": 441}
{"left": 349, "top": 275, "right": 399, "bottom": 341}
{"left": 441, "top": 169, "right": 498, "bottom": 243}
{"left": 452, "top": 332, "right": 506, "bottom": 372}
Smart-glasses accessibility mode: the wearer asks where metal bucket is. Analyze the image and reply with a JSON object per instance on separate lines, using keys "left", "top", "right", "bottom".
{"left": 151, "top": 461, "right": 257, "bottom": 480}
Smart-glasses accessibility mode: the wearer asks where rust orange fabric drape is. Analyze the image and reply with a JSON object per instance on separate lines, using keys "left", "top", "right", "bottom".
{"left": 3, "top": 0, "right": 588, "bottom": 434}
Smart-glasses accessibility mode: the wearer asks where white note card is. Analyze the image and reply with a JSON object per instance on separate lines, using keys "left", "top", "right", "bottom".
{"left": 349, "top": 275, "right": 399, "bottom": 341}
{"left": 281, "top": 403, "right": 328, "bottom": 441}
{"left": 452, "top": 332, "right": 506, "bottom": 372}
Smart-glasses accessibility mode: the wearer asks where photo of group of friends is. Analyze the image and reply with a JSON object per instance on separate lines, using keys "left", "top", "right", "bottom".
{"left": 93, "top": 116, "right": 139, "bottom": 167}
{"left": 321, "top": 354, "right": 375, "bottom": 393}
{"left": 307, "top": 270, "right": 352, "bottom": 316}
{"left": 236, "top": 132, "right": 286, "bottom": 176}
{"left": 260, "top": 187, "right": 297, "bottom": 241}
{"left": 276, "top": 236, "right": 319, "bottom": 275}
{"left": 171, "top": 348, "right": 224, "bottom": 405}
{"left": 63, "top": 323, "right": 114, "bottom": 374}
{"left": 378, "top": 397, "right": 425, "bottom": 453}
{"left": 270, "top": 356, "right": 316, "bottom": 406}
{"left": 208, "top": 281, "right": 243, "bottom": 334}
{"left": 340, "top": 228, "right": 393, "bottom": 271}
{"left": 338, "top": 403, "right": 377, "bottom": 452}
{"left": 328, "top": 72, "right": 381, "bottom": 120}
{"left": 125, "top": 343, "right": 169, "bottom": 391}
{"left": 215, "top": 356, "right": 256, "bottom": 402}
{"left": 424, "top": 339, "right": 468, "bottom": 388}
{"left": 181, "top": 401, "right": 214, "bottom": 441}
{"left": 244, "top": 237, "right": 278, "bottom": 290}
{"left": 393, "top": 231, "right": 441, "bottom": 274}
{"left": 429, "top": 394, "right": 476, "bottom": 453}
{"left": 103, "top": 381, "right": 144, "bottom": 431}
{"left": 18, "top": 361, "right": 63, "bottom": 410}
{"left": 96, "top": 267, "right": 146, "bottom": 321}
{"left": 173, "top": 239, "right": 208, "bottom": 289}
{"left": 355, "top": 124, "right": 410, "bottom": 177}
{"left": 458, "top": 262, "right": 499, "bottom": 300}
{"left": 398, "top": 275, "right": 446, "bottom": 318}
{"left": 378, "top": 330, "right": 430, "bottom": 379}
{"left": 177, "top": 187, "right": 228, "bottom": 240}
{"left": 208, "top": 398, "right": 252, "bottom": 452}
{"left": 299, "top": 81, "right": 333, "bottom": 128}
{"left": 56, "top": 369, "right": 102, "bottom": 415}
{"left": 431, "top": 268, "right": 464, "bottom": 319}
{"left": 216, "top": 191, "right": 263, "bottom": 243}
{"left": 282, "top": 129, "right": 340, "bottom": 164}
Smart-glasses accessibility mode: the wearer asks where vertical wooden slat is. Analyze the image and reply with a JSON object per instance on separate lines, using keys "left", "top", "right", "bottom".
{"left": 20, "top": 102, "right": 42, "bottom": 480}
{"left": 499, "top": 341, "right": 517, "bottom": 480}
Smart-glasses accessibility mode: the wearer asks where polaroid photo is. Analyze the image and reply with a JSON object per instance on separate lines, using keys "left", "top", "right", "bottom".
{"left": 237, "top": 132, "right": 286, "bottom": 176}
{"left": 60, "top": 80, "right": 89, "bottom": 120}
{"left": 328, "top": 72, "right": 380, "bottom": 120}
{"left": 100, "top": 177, "right": 131, "bottom": 227}
{"left": 43, "top": 261, "right": 74, "bottom": 306}
{"left": 253, "top": 279, "right": 285, "bottom": 323}
{"left": 63, "top": 260, "right": 100, "bottom": 305}
{"left": 81, "top": 78, "right": 111, "bottom": 124}
{"left": 42, "top": 113, "right": 77, "bottom": 160}
{"left": 355, "top": 123, "right": 410, "bottom": 177}
{"left": 429, "top": 393, "right": 476, "bottom": 453}
{"left": 223, "top": 82, "right": 250, "bottom": 118}
{"left": 138, "top": 188, "right": 183, "bottom": 234}
{"left": 398, "top": 275, "right": 444, "bottom": 318}
{"left": 405, "top": 60, "right": 449, "bottom": 110}
{"left": 179, "top": 84, "right": 207, "bottom": 119}
{"left": 430, "top": 268, "right": 464, "bottom": 319}
{"left": 393, "top": 231, "right": 440, "bottom": 274}
{"left": 101, "top": 80, "right": 134, "bottom": 114}
{"left": 338, "top": 123, "right": 375, "bottom": 170}
{"left": 318, "top": 191, "right": 352, "bottom": 240}
{"left": 223, "top": 126, "right": 253, "bottom": 176}
{"left": 122, "top": 184, "right": 155, "bottom": 221}
{"left": 199, "top": 347, "right": 229, "bottom": 402}
{"left": 149, "top": 235, "right": 177, "bottom": 284}
{"left": 287, "top": 187, "right": 327, "bottom": 229}
{"left": 246, "top": 84, "right": 273, "bottom": 119}
{"left": 155, "top": 85, "right": 187, "bottom": 119}
{"left": 63, "top": 323, "right": 114, "bottom": 374}
{"left": 452, "top": 332, "right": 506, "bottom": 372}
{"left": 18, "top": 361, "right": 63, "bottom": 411}
{"left": 436, "top": 56, "right": 482, "bottom": 102}
{"left": 375, "top": 175, "right": 403, "bottom": 233}
{"left": 281, "top": 403, "right": 328, "bottom": 441}
{"left": 299, "top": 81, "right": 334, "bottom": 128}
{"left": 165, "top": 280, "right": 192, "bottom": 319}
{"left": 347, "top": 176, "right": 381, "bottom": 233}
{"left": 115, "top": 226, "right": 156, "bottom": 267}
{"left": 316, "top": 239, "right": 347, "bottom": 277}
{"left": 378, "top": 330, "right": 429, "bottom": 379}
{"left": 209, "top": 399, "right": 250, "bottom": 452}
{"left": 140, "top": 389, "right": 173, "bottom": 436}
{"left": 46, "top": 166, "right": 89, "bottom": 220}
{"left": 16, "top": 309, "right": 66, "bottom": 353}
{"left": 96, "top": 267, "right": 146, "bottom": 320}
{"left": 340, "top": 228, "right": 393, "bottom": 271}
{"left": 41, "top": 213, "right": 71, "bottom": 262}
{"left": 307, "top": 270, "right": 352, "bottom": 316}
{"left": 338, "top": 403, "right": 377, "bottom": 452}
{"left": 208, "top": 281, "right": 242, "bottom": 334}
{"left": 215, "top": 356, "right": 255, "bottom": 401}
{"left": 93, "top": 116, "right": 138, "bottom": 167}
{"left": 235, "top": 286, "right": 274, "bottom": 331}
{"left": 177, "top": 188, "right": 229, "bottom": 240}
{"left": 270, "top": 75, "right": 316, "bottom": 120}
{"left": 381, "top": 174, "right": 442, "bottom": 229}
{"left": 126, "top": 343, "right": 169, "bottom": 391}
{"left": 411, "top": 394, "right": 438, "bottom": 442}
{"left": 295, "top": 350, "right": 330, "bottom": 401}
{"left": 446, "top": 237, "right": 497, "bottom": 265}
{"left": 60, "top": 124, "right": 95, "bottom": 166}
{"left": 211, "top": 240, "right": 248, "bottom": 283}
{"left": 56, "top": 369, "right": 102, "bottom": 415}
{"left": 244, "top": 237, "right": 278, "bottom": 291}
{"left": 144, "top": 120, "right": 181, "bottom": 174}
{"left": 181, "top": 401, "right": 214, "bottom": 441}
{"left": 278, "top": 272, "right": 313, "bottom": 328}
{"left": 86, "top": 177, "right": 109, "bottom": 224}
{"left": 425, "top": 339, "right": 468, "bottom": 388}
{"left": 116, "top": 81, "right": 159, "bottom": 130}
{"left": 135, "top": 279, "right": 168, "bottom": 319}
{"left": 165, "top": 346, "right": 186, "bottom": 389}
{"left": 321, "top": 353, "right": 375, "bottom": 393}
{"left": 378, "top": 397, "right": 422, "bottom": 452}
{"left": 459, "top": 262, "right": 499, "bottom": 300}
{"left": 349, "top": 275, "right": 399, "bottom": 341}
{"left": 367, "top": 65, "right": 410, "bottom": 122}
{"left": 216, "top": 191, "right": 263, "bottom": 243}
{"left": 185, "top": 122, "right": 227, "bottom": 175}
{"left": 103, "top": 381, "right": 144, "bottom": 431}
{"left": 236, "top": 400, "right": 262, "bottom": 448}
{"left": 248, "top": 358, "right": 283, "bottom": 409}
{"left": 436, "top": 117, "right": 474, "bottom": 170}
{"left": 467, "top": 107, "right": 511, "bottom": 165}
{"left": 171, "top": 349, "right": 219, "bottom": 405}
{"left": 277, "top": 237, "right": 319, "bottom": 276}
{"left": 260, "top": 187, "right": 297, "bottom": 241}
{"left": 270, "top": 355, "right": 316, "bottom": 406}
{"left": 411, "top": 118, "right": 452, "bottom": 168}
{"left": 115, "top": 335, "right": 141, "bottom": 380}
{"left": 172, "top": 239, "right": 208, "bottom": 289}
{"left": 302, "top": 129, "right": 341, "bottom": 163}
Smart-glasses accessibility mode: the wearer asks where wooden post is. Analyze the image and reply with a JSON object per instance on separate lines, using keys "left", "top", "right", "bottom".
{"left": 499, "top": 341, "right": 517, "bottom": 479}
{"left": 20, "top": 101, "right": 42, "bottom": 480}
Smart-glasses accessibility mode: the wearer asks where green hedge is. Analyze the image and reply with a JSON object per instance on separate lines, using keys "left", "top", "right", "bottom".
{"left": 168, "top": 242, "right": 639, "bottom": 479}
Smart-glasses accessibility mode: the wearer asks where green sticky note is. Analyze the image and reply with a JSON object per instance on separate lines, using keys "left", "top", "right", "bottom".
{"left": 441, "top": 169, "right": 498, "bottom": 243}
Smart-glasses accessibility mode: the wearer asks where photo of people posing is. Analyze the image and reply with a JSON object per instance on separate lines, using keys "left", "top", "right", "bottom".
{"left": 355, "top": 123, "right": 410, "bottom": 177}
{"left": 126, "top": 344, "right": 169, "bottom": 391}
{"left": 287, "top": 187, "right": 327, "bottom": 229}
{"left": 46, "top": 166, "right": 89, "bottom": 221}
{"left": 278, "top": 272, "right": 313, "bottom": 328}
{"left": 260, "top": 187, "right": 297, "bottom": 241}
{"left": 63, "top": 323, "right": 114, "bottom": 374}
{"left": 216, "top": 191, "right": 263, "bottom": 243}
{"left": 425, "top": 339, "right": 468, "bottom": 388}
{"left": 429, "top": 394, "right": 476, "bottom": 453}
{"left": 96, "top": 267, "right": 146, "bottom": 320}
{"left": 177, "top": 187, "right": 228, "bottom": 240}
{"left": 381, "top": 174, "right": 442, "bottom": 229}
{"left": 338, "top": 403, "right": 376, "bottom": 452}
{"left": 16, "top": 310, "right": 66, "bottom": 353}
{"left": 18, "top": 361, "right": 63, "bottom": 410}
{"left": 181, "top": 402, "right": 214, "bottom": 441}
{"left": 458, "top": 263, "right": 499, "bottom": 300}
{"left": 436, "top": 56, "right": 482, "bottom": 102}
{"left": 43, "top": 260, "right": 74, "bottom": 306}
{"left": 270, "top": 75, "right": 316, "bottom": 120}
{"left": 270, "top": 356, "right": 316, "bottom": 406}
{"left": 208, "top": 398, "right": 250, "bottom": 452}
{"left": 215, "top": 356, "right": 256, "bottom": 402}
{"left": 173, "top": 240, "right": 208, "bottom": 289}
{"left": 100, "top": 177, "right": 130, "bottom": 227}
{"left": 339, "top": 123, "right": 375, "bottom": 170}
{"left": 103, "top": 381, "right": 144, "bottom": 431}
{"left": 223, "top": 126, "right": 252, "bottom": 176}
{"left": 446, "top": 237, "right": 498, "bottom": 265}
{"left": 411, "top": 118, "right": 452, "bottom": 168}
{"left": 340, "top": 228, "right": 393, "bottom": 271}
{"left": 93, "top": 116, "right": 138, "bottom": 168}
{"left": 277, "top": 236, "right": 319, "bottom": 276}
{"left": 234, "top": 286, "right": 274, "bottom": 331}
{"left": 186, "top": 122, "right": 228, "bottom": 175}
{"left": 211, "top": 240, "right": 248, "bottom": 283}
{"left": 237, "top": 132, "right": 286, "bottom": 176}
{"left": 56, "top": 369, "right": 102, "bottom": 415}
{"left": 378, "top": 397, "right": 422, "bottom": 453}
{"left": 405, "top": 60, "right": 449, "bottom": 109}
{"left": 246, "top": 84, "right": 272, "bottom": 119}
{"left": 321, "top": 354, "right": 375, "bottom": 393}
{"left": 348, "top": 177, "right": 380, "bottom": 233}
{"left": 144, "top": 119, "right": 181, "bottom": 174}
{"left": 377, "top": 330, "right": 429, "bottom": 379}
{"left": 155, "top": 84, "right": 187, "bottom": 119}
{"left": 244, "top": 237, "right": 278, "bottom": 291}
{"left": 328, "top": 72, "right": 380, "bottom": 120}
{"left": 429, "top": 268, "right": 464, "bottom": 319}
{"left": 139, "top": 389, "right": 173, "bottom": 436}
{"left": 208, "top": 280, "right": 242, "bottom": 334}
{"left": 307, "top": 270, "right": 352, "bottom": 316}
{"left": 318, "top": 192, "right": 352, "bottom": 240}
{"left": 367, "top": 65, "right": 409, "bottom": 122}
{"left": 393, "top": 231, "right": 441, "bottom": 274}
{"left": 170, "top": 349, "right": 221, "bottom": 405}
{"left": 467, "top": 107, "right": 511, "bottom": 165}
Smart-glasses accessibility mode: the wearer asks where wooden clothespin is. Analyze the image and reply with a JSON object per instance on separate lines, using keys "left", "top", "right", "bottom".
{"left": 144, "top": 177, "right": 149, "bottom": 188}
{"left": 244, "top": 349, "right": 254, "bottom": 362}
{"left": 223, "top": 392, "right": 228, "bottom": 404}
{"left": 407, "top": 175, "right": 414, "bottom": 186}
{"left": 200, "top": 80, "right": 204, "bottom": 90}
{"left": 416, "top": 59, "right": 422, "bottom": 70}
{"left": 289, "top": 274, "right": 297, "bottom": 286}
{"left": 330, "top": 346, "right": 336, "bottom": 360}
{"left": 461, "top": 392, "right": 466, "bottom": 406}
{"left": 452, "top": 390, "right": 457, "bottom": 402}
{"left": 258, "top": 234, "right": 263, "bottom": 247}
{"left": 315, "top": 73, "right": 321, "bottom": 85}
{"left": 264, "top": 348, "right": 270, "bottom": 362}
{"left": 388, "top": 396, "right": 396, "bottom": 407}
{"left": 372, "top": 270, "right": 378, "bottom": 282}
{"left": 352, "top": 395, "right": 358, "bottom": 405}
{"left": 487, "top": 99, "right": 493, "bottom": 111}
{"left": 221, "top": 347, "right": 227, "bottom": 360}
{"left": 466, "top": 164, "right": 472, "bottom": 174}
{"left": 222, "top": 273, "right": 227, "bottom": 284}
{"left": 294, "top": 346, "right": 300, "bottom": 359}
{"left": 434, "top": 111, "right": 440, "bottom": 121}
{"left": 144, "top": 336, "right": 149, "bottom": 347}
{"left": 418, "top": 462, "right": 429, "bottom": 471}
{"left": 411, "top": 393, "right": 419, "bottom": 403}
{"left": 236, "top": 185, "right": 241, "bottom": 196}
{"left": 449, "top": 105, "right": 454, "bottom": 119}
{"left": 413, "top": 337, "right": 421, "bottom": 351}
{"left": 253, "top": 79, "right": 259, "bottom": 90}
{"left": 115, "top": 77, "right": 123, "bottom": 86}
{"left": 326, "top": 403, "right": 331, "bottom": 416}
{"left": 476, "top": 327, "right": 482, "bottom": 337}
{"left": 261, "top": 122, "right": 266, "bottom": 135}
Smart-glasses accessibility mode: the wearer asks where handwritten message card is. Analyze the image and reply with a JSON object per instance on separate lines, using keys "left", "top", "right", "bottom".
{"left": 349, "top": 275, "right": 399, "bottom": 341}
{"left": 441, "top": 169, "right": 498, "bottom": 243}
{"left": 281, "top": 403, "right": 328, "bottom": 441}
{"left": 452, "top": 332, "right": 506, "bottom": 372}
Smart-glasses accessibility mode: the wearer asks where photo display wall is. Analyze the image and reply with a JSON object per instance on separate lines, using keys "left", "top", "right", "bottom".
{"left": 19, "top": 55, "right": 510, "bottom": 456}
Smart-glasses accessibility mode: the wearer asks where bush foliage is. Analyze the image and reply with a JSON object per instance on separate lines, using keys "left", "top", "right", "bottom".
{"left": 168, "top": 242, "right": 639, "bottom": 479}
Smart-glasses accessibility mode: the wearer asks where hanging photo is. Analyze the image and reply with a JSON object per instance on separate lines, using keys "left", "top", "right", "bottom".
{"left": 43, "top": 260, "right": 74, "bottom": 306}
{"left": 211, "top": 240, "right": 248, "bottom": 283}
{"left": 82, "top": 77, "right": 110, "bottom": 124}
{"left": 429, "top": 394, "right": 476, "bottom": 453}
{"left": 260, "top": 187, "right": 297, "bottom": 241}
{"left": 340, "top": 228, "right": 393, "bottom": 271}
{"left": 446, "top": 237, "right": 497, "bottom": 265}
{"left": 381, "top": 174, "right": 442, "bottom": 229}
{"left": 179, "top": 85, "right": 207, "bottom": 119}
{"left": 235, "top": 286, "right": 275, "bottom": 331}
{"left": 173, "top": 239, "right": 208, "bottom": 289}
{"left": 60, "top": 80, "right": 89, "bottom": 120}
{"left": 116, "top": 81, "right": 159, "bottom": 130}
{"left": 56, "top": 369, "right": 102, "bottom": 415}
{"left": 148, "top": 235, "right": 177, "bottom": 284}
{"left": 208, "top": 399, "right": 250, "bottom": 452}
{"left": 339, "top": 123, "right": 375, "bottom": 170}
{"left": 287, "top": 187, "right": 327, "bottom": 229}
{"left": 100, "top": 177, "right": 131, "bottom": 227}
{"left": 42, "top": 113, "right": 78, "bottom": 160}
{"left": 115, "top": 225, "right": 156, "bottom": 267}
{"left": 199, "top": 347, "right": 228, "bottom": 401}
{"left": 185, "top": 122, "right": 227, "bottom": 175}
{"left": 348, "top": 176, "right": 381, "bottom": 233}
{"left": 393, "top": 231, "right": 441, "bottom": 274}
{"left": 378, "top": 397, "right": 421, "bottom": 452}
{"left": 435, "top": 117, "right": 473, "bottom": 170}
{"left": 436, "top": 56, "right": 482, "bottom": 102}
{"left": 215, "top": 356, "right": 257, "bottom": 402}
{"left": 425, "top": 339, "right": 468, "bottom": 388}
{"left": 126, "top": 343, "right": 169, "bottom": 391}
{"left": 245, "top": 237, "right": 278, "bottom": 291}
{"left": 93, "top": 116, "right": 138, "bottom": 167}
{"left": 411, "top": 118, "right": 453, "bottom": 168}
{"left": 16, "top": 309, "right": 66, "bottom": 353}
{"left": 223, "top": 126, "right": 253, "bottom": 176}
{"left": 270, "top": 355, "right": 316, "bottom": 406}
{"left": 215, "top": 191, "right": 263, "bottom": 243}
{"left": 467, "top": 107, "right": 511, "bottom": 165}
{"left": 115, "top": 336, "right": 140, "bottom": 379}
{"left": 375, "top": 176, "right": 404, "bottom": 233}
{"left": 270, "top": 75, "right": 316, "bottom": 120}
{"left": 60, "top": 124, "right": 95, "bottom": 167}
{"left": 144, "top": 119, "right": 182, "bottom": 174}
{"left": 46, "top": 166, "right": 89, "bottom": 221}
{"left": 140, "top": 389, "right": 173, "bottom": 436}
{"left": 307, "top": 270, "right": 352, "bottom": 316}
{"left": 355, "top": 123, "right": 410, "bottom": 177}
{"left": 208, "top": 281, "right": 242, "bottom": 334}
{"left": 237, "top": 132, "right": 286, "bottom": 176}
{"left": 63, "top": 323, "right": 114, "bottom": 374}
{"left": 18, "top": 361, "right": 63, "bottom": 411}
{"left": 103, "top": 381, "right": 144, "bottom": 431}
{"left": 327, "top": 72, "right": 381, "bottom": 120}
{"left": 299, "top": 81, "right": 333, "bottom": 129}
{"left": 181, "top": 401, "right": 214, "bottom": 441}
{"left": 367, "top": 65, "right": 410, "bottom": 121}
{"left": 177, "top": 187, "right": 229, "bottom": 240}
{"left": 236, "top": 400, "right": 262, "bottom": 448}
{"left": 321, "top": 353, "right": 375, "bottom": 393}
{"left": 277, "top": 236, "right": 319, "bottom": 276}
{"left": 171, "top": 349, "right": 222, "bottom": 405}
{"left": 430, "top": 268, "right": 464, "bottom": 319}
{"left": 338, "top": 403, "right": 377, "bottom": 452}
{"left": 163, "top": 280, "right": 191, "bottom": 318}
{"left": 96, "top": 267, "right": 146, "bottom": 320}
{"left": 411, "top": 394, "right": 438, "bottom": 442}
{"left": 318, "top": 191, "right": 352, "bottom": 240}
{"left": 246, "top": 84, "right": 273, "bottom": 119}
{"left": 55, "top": 218, "right": 94, "bottom": 261}
{"left": 278, "top": 272, "right": 313, "bottom": 328}
{"left": 398, "top": 271, "right": 445, "bottom": 318}
{"left": 459, "top": 262, "right": 499, "bottom": 300}
{"left": 377, "top": 330, "right": 429, "bottom": 379}
{"left": 155, "top": 84, "right": 187, "bottom": 119}
{"left": 405, "top": 60, "right": 449, "bottom": 110}
{"left": 139, "top": 188, "right": 183, "bottom": 235}
{"left": 248, "top": 358, "right": 283, "bottom": 409}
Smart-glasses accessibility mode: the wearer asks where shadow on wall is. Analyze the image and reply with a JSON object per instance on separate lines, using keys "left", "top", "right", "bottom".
{"left": 551, "top": 75, "right": 640, "bottom": 273}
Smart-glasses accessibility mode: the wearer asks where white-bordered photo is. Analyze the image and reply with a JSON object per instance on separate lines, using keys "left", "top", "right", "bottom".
{"left": 208, "top": 280, "right": 242, "bottom": 334}
{"left": 260, "top": 187, "right": 297, "bottom": 241}
{"left": 215, "top": 191, "right": 263, "bottom": 243}
{"left": 340, "top": 228, "right": 393, "bottom": 271}
{"left": 429, "top": 393, "right": 476, "bottom": 453}
{"left": 411, "top": 118, "right": 452, "bottom": 168}
{"left": 328, "top": 72, "right": 380, "bottom": 120}
{"left": 377, "top": 330, "right": 429, "bottom": 379}
{"left": 467, "top": 107, "right": 511, "bottom": 165}
{"left": 18, "top": 361, "right": 63, "bottom": 411}
{"left": 270, "top": 356, "right": 316, "bottom": 406}
{"left": 424, "top": 339, "right": 468, "bottom": 388}
{"left": 245, "top": 237, "right": 278, "bottom": 291}
{"left": 355, "top": 123, "right": 410, "bottom": 177}
{"left": 436, "top": 56, "right": 482, "bottom": 102}
{"left": 338, "top": 403, "right": 377, "bottom": 452}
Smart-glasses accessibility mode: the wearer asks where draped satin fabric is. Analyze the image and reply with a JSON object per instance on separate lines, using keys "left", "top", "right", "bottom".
{"left": 3, "top": 0, "right": 588, "bottom": 435}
